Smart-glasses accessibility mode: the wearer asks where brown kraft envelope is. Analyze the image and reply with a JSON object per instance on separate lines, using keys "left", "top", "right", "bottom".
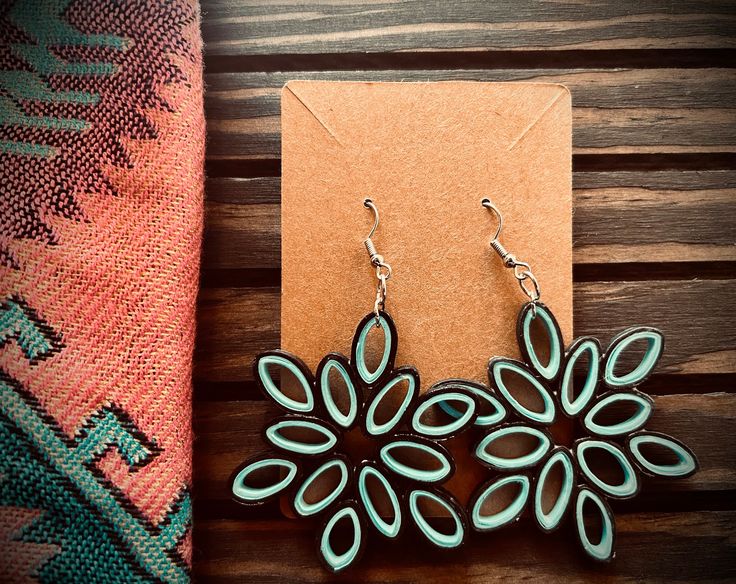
{"left": 281, "top": 81, "right": 572, "bottom": 501}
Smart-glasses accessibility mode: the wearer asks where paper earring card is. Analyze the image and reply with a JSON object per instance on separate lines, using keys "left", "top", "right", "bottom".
{"left": 280, "top": 80, "right": 573, "bottom": 389}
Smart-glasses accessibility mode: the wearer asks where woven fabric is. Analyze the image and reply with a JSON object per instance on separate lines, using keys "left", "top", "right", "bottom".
{"left": 0, "top": 1, "right": 204, "bottom": 582}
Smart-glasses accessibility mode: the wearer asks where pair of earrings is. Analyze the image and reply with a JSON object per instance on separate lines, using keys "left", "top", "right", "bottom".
{"left": 230, "top": 198, "right": 698, "bottom": 573}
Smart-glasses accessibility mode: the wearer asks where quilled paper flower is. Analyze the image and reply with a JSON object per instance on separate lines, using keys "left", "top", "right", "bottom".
{"left": 229, "top": 311, "right": 480, "bottom": 572}
{"left": 440, "top": 301, "right": 698, "bottom": 562}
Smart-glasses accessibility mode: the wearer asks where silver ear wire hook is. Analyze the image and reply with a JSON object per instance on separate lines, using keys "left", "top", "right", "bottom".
{"left": 364, "top": 198, "right": 379, "bottom": 240}
{"left": 482, "top": 198, "right": 503, "bottom": 242}
{"left": 363, "top": 198, "right": 383, "bottom": 266}
{"left": 481, "top": 198, "right": 541, "bottom": 309}
{"left": 363, "top": 198, "right": 392, "bottom": 323}
{"left": 482, "top": 198, "right": 514, "bottom": 267}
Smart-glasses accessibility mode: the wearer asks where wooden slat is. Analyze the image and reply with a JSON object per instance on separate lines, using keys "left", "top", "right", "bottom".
{"left": 572, "top": 170, "right": 736, "bottom": 264}
{"left": 194, "top": 280, "right": 736, "bottom": 382}
{"left": 196, "top": 4, "right": 736, "bottom": 580}
{"left": 204, "top": 69, "right": 736, "bottom": 157}
{"left": 202, "top": 171, "right": 736, "bottom": 269}
{"left": 573, "top": 281, "right": 736, "bottom": 375}
{"left": 194, "top": 511, "right": 736, "bottom": 582}
{"left": 201, "top": 0, "right": 736, "bottom": 55}
{"left": 206, "top": 176, "right": 279, "bottom": 205}
{"left": 204, "top": 202, "right": 280, "bottom": 269}
{"left": 192, "top": 393, "right": 736, "bottom": 502}
{"left": 195, "top": 287, "right": 279, "bottom": 381}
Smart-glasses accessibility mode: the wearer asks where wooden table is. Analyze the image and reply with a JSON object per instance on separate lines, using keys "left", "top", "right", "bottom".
{"left": 192, "top": 2, "right": 736, "bottom": 581}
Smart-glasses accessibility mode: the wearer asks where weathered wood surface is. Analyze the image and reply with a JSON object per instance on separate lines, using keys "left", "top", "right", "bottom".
{"left": 204, "top": 69, "right": 736, "bottom": 157}
{"left": 192, "top": 393, "right": 736, "bottom": 502}
{"left": 195, "top": 2, "right": 736, "bottom": 579}
{"left": 194, "top": 512, "right": 736, "bottom": 582}
{"left": 194, "top": 280, "right": 736, "bottom": 382}
{"left": 200, "top": 0, "right": 736, "bottom": 55}
{"left": 202, "top": 171, "right": 736, "bottom": 269}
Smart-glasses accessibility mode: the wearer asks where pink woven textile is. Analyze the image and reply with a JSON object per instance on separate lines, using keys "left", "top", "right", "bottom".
{"left": 0, "top": 1, "right": 204, "bottom": 581}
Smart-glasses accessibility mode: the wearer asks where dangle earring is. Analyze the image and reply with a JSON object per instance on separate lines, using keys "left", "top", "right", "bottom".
{"left": 229, "top": 199, "right": 479, "bottom": 573}
{"left": 441, "top": 199, "right": 698, "bottom": 563}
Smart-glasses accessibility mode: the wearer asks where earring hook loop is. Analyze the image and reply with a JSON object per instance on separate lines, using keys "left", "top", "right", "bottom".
{"left": 481, "top": 198, "right": 503, "bottom": 241}
{"left": 363, "top": 198, "right": 379, "bottom": 241}
{"left": 481, "top": 198, "right": 541, "bottom": 307}
{"left": 362, "top": 198, "right": 392, "bottom": 323}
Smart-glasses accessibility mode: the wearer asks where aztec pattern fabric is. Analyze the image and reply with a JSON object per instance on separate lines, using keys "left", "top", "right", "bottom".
{"left": 0, "top": 1, "right": 204, "bottom": 582}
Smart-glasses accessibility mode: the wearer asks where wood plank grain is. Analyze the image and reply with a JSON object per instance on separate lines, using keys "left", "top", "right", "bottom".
{"left": 192, "top": 393, "right": 736, "bottom": 502}
{"left": 195, "top": 287, "right": 279, "bottom": 381}
{"left": 194, "top": 280, "right": 736, "bottom": 381}
{"left": 204, "top": 69, "right": 736, "bottom": 157}
{"left": 202, "top": 171, "right": 736, "bottom": 269}
{"left": 201, "top": 0, "right": 736, "bottom": 55}
{"left": 204, "top": 202, "right": 280, "bottom": 269}
{"left": 194, "top": 511, "right": 736, "bottom": 582}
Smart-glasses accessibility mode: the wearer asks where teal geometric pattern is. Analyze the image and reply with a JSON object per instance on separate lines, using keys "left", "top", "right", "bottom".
{"left": 0, "top": 0, "right": 127, "bottom": 157}
{"left": 0, "top": 296, "right": 63, "bottom": 364}
{"left": 0, "top": 372, "right": 190, "bottom": 583}
{"left": 1, "top": 0, "right": 196, "bottom": 259}
{"left": 8, "top": 0, "right": 127, "bottom": 50}
{"left": 0, "top": 295, "right": 190, "bottom": 581}
{"left": 74, "top": 407, "right": 162, "bottom": 470}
